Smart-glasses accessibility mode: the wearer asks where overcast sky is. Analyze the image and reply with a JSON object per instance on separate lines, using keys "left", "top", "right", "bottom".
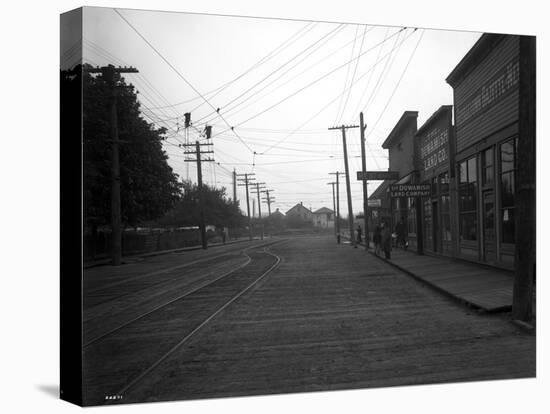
{"left": 63, "top": 6, "right": 481, "bottom": 217}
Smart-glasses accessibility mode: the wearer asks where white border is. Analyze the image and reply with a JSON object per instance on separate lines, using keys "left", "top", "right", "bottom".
{"left": 0, "top": 1, "right": 546, "bottom": 413}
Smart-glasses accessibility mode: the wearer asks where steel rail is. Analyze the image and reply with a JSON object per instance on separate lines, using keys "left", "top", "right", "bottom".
{"left": 114, "top": 244, "right": 284, "bottom": 397}
{"left": 84, "top": 240, "right": 286, "bottom": 348}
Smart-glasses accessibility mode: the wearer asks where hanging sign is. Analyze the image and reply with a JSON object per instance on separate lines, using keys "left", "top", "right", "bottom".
{"left": 357, "top": 171, "right": 400, "bottom": 181}
{"left": 390, "top": 184, "right": 431, "bottom": 198}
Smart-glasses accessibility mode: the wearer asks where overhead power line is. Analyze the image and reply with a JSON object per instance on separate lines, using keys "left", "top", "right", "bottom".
{"left": 114, "top": 8, "right": 255, "bottom": 155}
{"left": 367, "top": 29, "right": 424, "bottom": 138}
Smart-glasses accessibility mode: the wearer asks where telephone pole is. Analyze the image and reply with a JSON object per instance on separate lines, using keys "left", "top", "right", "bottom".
{"left": 182, "top": 141, "right": 214, "bottom": 249}
{"left": 255, "top": 182, "right": 266, "bottom": 240}
{"left": 261, "top": 189, "right": 275, "bottom": 216}
{"left": 327, "top": 182, "right": 337, "bottom": 236}
{"left": 233, "top": 169, "right": 237, "bottom": 206}
{"left": 359, "top": 112, "right": 369, "bottom": 250}
{"left": 237, "top": 173, "right": 255, "bottom": 240}
{"left": 329, "top": 124, "right": 359, "bottom": 247}
{"left": 329, "top": 172, "right": 346, "bottom": 244}
{"left": 512, "top": 35, "right": 536, "bottom": 322}
{"left": 88, "top": 65, "right": 139, "bottom": 266}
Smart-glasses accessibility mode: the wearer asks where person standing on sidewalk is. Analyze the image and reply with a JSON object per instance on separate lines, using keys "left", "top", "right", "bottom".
{"left": 373, "top": 224, "right": 382, "bottom": 256}
{"left": 356, "top": 225, "right": 362, "bottom": 244}
{"left": 381, "top": 222, "right": 392, "bottom": 259}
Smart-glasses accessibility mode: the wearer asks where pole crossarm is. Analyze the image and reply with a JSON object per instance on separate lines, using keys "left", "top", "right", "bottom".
{"left": 328, "top": 124, "right": 360, "bottom": 131}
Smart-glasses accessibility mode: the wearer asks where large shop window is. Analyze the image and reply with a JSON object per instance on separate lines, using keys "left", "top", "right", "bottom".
{"left": 500, "top": 138, "right": 517, "bottom": 244}
{"left": 459, "top": 157, "right": 478, "bottom": 241}
{"left": 482, "top": 147, "right": 494, "bottom": 186}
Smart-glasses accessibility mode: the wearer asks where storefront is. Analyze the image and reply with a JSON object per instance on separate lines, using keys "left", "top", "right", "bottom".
{"left": 381, "top": 111, "right": 419, "bottom": 251}
{"left": 415, "top": 105, "right": 455, "bottom": 256}
{"left": 446, "top": 34, "right": 520, "bottom": 268}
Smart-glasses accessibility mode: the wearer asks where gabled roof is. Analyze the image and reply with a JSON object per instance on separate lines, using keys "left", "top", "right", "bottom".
{"left": 270, "top": 209, "right": 285, "bottom": 217}
{"left": 286, "top": 203, "right": 312, "bottom": 215}
{"left": 313, "top": 207, "right": 334, "bottom": 214}
{"left": 382, "top": 111, "right": 418, "bottom": 149}
{"left": 446, "top": 33, "right": 503, "bottom": 87}
{"left": 415, "top": 105, "right": 453, "bottom": 137}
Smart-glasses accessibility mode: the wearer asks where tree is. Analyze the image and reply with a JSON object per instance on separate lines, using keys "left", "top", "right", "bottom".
{"left": 157, "top": 181, "right": 245, "bottom": 229}
{"left": 61, "top": 64, "right": 182, "bottom": 230}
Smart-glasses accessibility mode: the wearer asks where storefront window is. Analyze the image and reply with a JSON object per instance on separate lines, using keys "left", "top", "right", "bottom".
{"left": 482, "top": 147, "right": 494, "bottom": 185}
{"left": 439, "top": 172, "right": 449, "bottom": 194}
{"left": 459, "top": 157, "right": 477, "bottom": 241}
{"left": 500, "top": 138, "right": 517, "bottom": 244}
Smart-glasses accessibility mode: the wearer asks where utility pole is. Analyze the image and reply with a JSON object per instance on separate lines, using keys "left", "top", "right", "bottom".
{"left": 329, "top": 124, "right": 359, "bottom": 247}
{"left": 233, "top": 168, "right": 237, "bottom": 206}
{"left": 88, "top": 65, "right": 139, "bottom": 266}
{"left": 261, "top": 189, "right": 275, "bottom": 238}
{"left": 359, "top": 113, "right": 369, "bottom": 250}
{"left": 329, "top": 172, "right": 346, "bottom": 244}
{"left": 182, "top": 141, "right": 214, "bottom": 249}
{"left": 261, "top": 189, "right": 274, "bottom": 216}
{"left": 327, "top": 182, "right": 337, "bottom": 236}
{"left": 237, "top": 173, "right": 255, "bottom": 240}
{"left": 255, "top": 182, "right": 266, "bottom": 240}
{"left": 512, "top": 35, "right": 536, "bottom": 322}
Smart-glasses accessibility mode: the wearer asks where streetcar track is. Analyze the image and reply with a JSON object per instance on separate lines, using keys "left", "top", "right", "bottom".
{"left": 83, "top": 256, "right": 246, "bottom": 319}
{"left": 115, "top": 244, "right": 284, "bottom": 398}
{"left": 83, "top": 240, "right": 286, "bottom": 348}
{"left": 85, "top": 239, "right": 281, "bottom": 296}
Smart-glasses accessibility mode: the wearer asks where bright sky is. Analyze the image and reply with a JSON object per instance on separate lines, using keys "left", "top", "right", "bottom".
{"left": 63, "top": 6, "right": 481, "bottom": 217}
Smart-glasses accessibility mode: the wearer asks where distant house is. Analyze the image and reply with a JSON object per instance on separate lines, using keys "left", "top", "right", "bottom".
{"left": 270, "top": 208, "right": 285, "bottom": 219}
{"left": 285, "top": 202, "right": 313, "bottom": 224}
{"left": 312, "top": 207, "right": 334, "bottom": 228}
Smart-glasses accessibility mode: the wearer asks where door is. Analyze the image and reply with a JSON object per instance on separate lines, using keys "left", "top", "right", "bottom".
{"left": 482, "top": 191, "right": 497, "bottom": 262}
{"left": 432, "top": 201, "right": 438, "bottom": 253}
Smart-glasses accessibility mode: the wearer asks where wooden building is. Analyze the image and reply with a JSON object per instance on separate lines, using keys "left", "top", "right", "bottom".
{"left": 446, "top": 34, "right": 520, "bottom": 268}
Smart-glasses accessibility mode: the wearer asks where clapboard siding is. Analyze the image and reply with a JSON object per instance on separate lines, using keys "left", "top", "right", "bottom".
{"left": 456, "top": 90, "right": 519, "bottom": 156}
{"left": 454, "top": 36, "right": 520, "bottom": 154}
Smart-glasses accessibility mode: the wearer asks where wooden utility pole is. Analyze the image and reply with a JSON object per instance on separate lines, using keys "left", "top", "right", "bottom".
{"left": 512, "top": 35, "right": 536, "bottom": 322}
{"left": 88, "top": 65, "right": 138, "bottom": 266}
{"left": 233, "top": 168, "right": 237, "bottom": 206}
{"left": 256, "top": 182, "right": 266, "bottom": 240}
{"left": 328, "top": 182, "right": 337, "bottom": 236}
{"left": 329, "top": 124, "right": 359, "bottom": 247}
{"left": 183, "top": 141, "right": 214, "bottom": 249}
{"left": 261, "top": 189, "right": 274, "bottom": 216}
{"left": 237, "top": 173, "right": 255, "bottom": 240}
{"left": 329, "top": 172, "right": 346, "bottom": 244}
{"left": 359, "top": 112, "right": 369, "bottom": 250}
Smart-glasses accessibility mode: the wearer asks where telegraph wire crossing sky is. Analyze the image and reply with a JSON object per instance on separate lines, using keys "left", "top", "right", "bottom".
{"left": 63, "top": 7, "right": 481, "bottom": 215}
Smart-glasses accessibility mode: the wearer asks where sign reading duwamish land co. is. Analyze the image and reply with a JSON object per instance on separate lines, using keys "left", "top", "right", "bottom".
{"left": 390, "top": 184, "right": 431, "bottom": 198}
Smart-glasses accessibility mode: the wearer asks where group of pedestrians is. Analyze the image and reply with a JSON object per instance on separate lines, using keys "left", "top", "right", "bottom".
{"left": 355, "top": 217, "right": 408, "bottom": 260}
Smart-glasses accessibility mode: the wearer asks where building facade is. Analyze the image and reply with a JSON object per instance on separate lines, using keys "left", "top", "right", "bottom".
{"left": 415, "top": 105, "right": 456, "bottom": 256}
{"left": 285, "top": 202, "right": 313, "bottom": 223}
{"left": 446, "top": 34, "right": 520, "bottom": 268}
{"left": 381, "top": 111, "right": 419, "bottom": 250}
{"left": 312, "top": 207, "right": 335, "bottom": 228}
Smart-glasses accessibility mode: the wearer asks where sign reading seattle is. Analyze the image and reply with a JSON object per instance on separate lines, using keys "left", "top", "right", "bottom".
{"left": 357, "top": 171, "right": 400, "bottom": 181}
{"left": 390, "top": 184, "right": 431, "bottom": 198}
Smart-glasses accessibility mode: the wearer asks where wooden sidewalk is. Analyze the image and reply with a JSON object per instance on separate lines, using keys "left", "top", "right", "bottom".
{"left": 373, "top": 248, "right": 514, "bottom": 312}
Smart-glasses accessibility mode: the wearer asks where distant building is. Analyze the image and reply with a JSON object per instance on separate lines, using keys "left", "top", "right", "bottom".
{"left": 285, "top": 202, "right": 313, "bottom": 225}
{"left": 270, "top": 208, "right": 285, "bottom": 219}
{"left": 312, "top": 207, "right": 334, "bottom": 228}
